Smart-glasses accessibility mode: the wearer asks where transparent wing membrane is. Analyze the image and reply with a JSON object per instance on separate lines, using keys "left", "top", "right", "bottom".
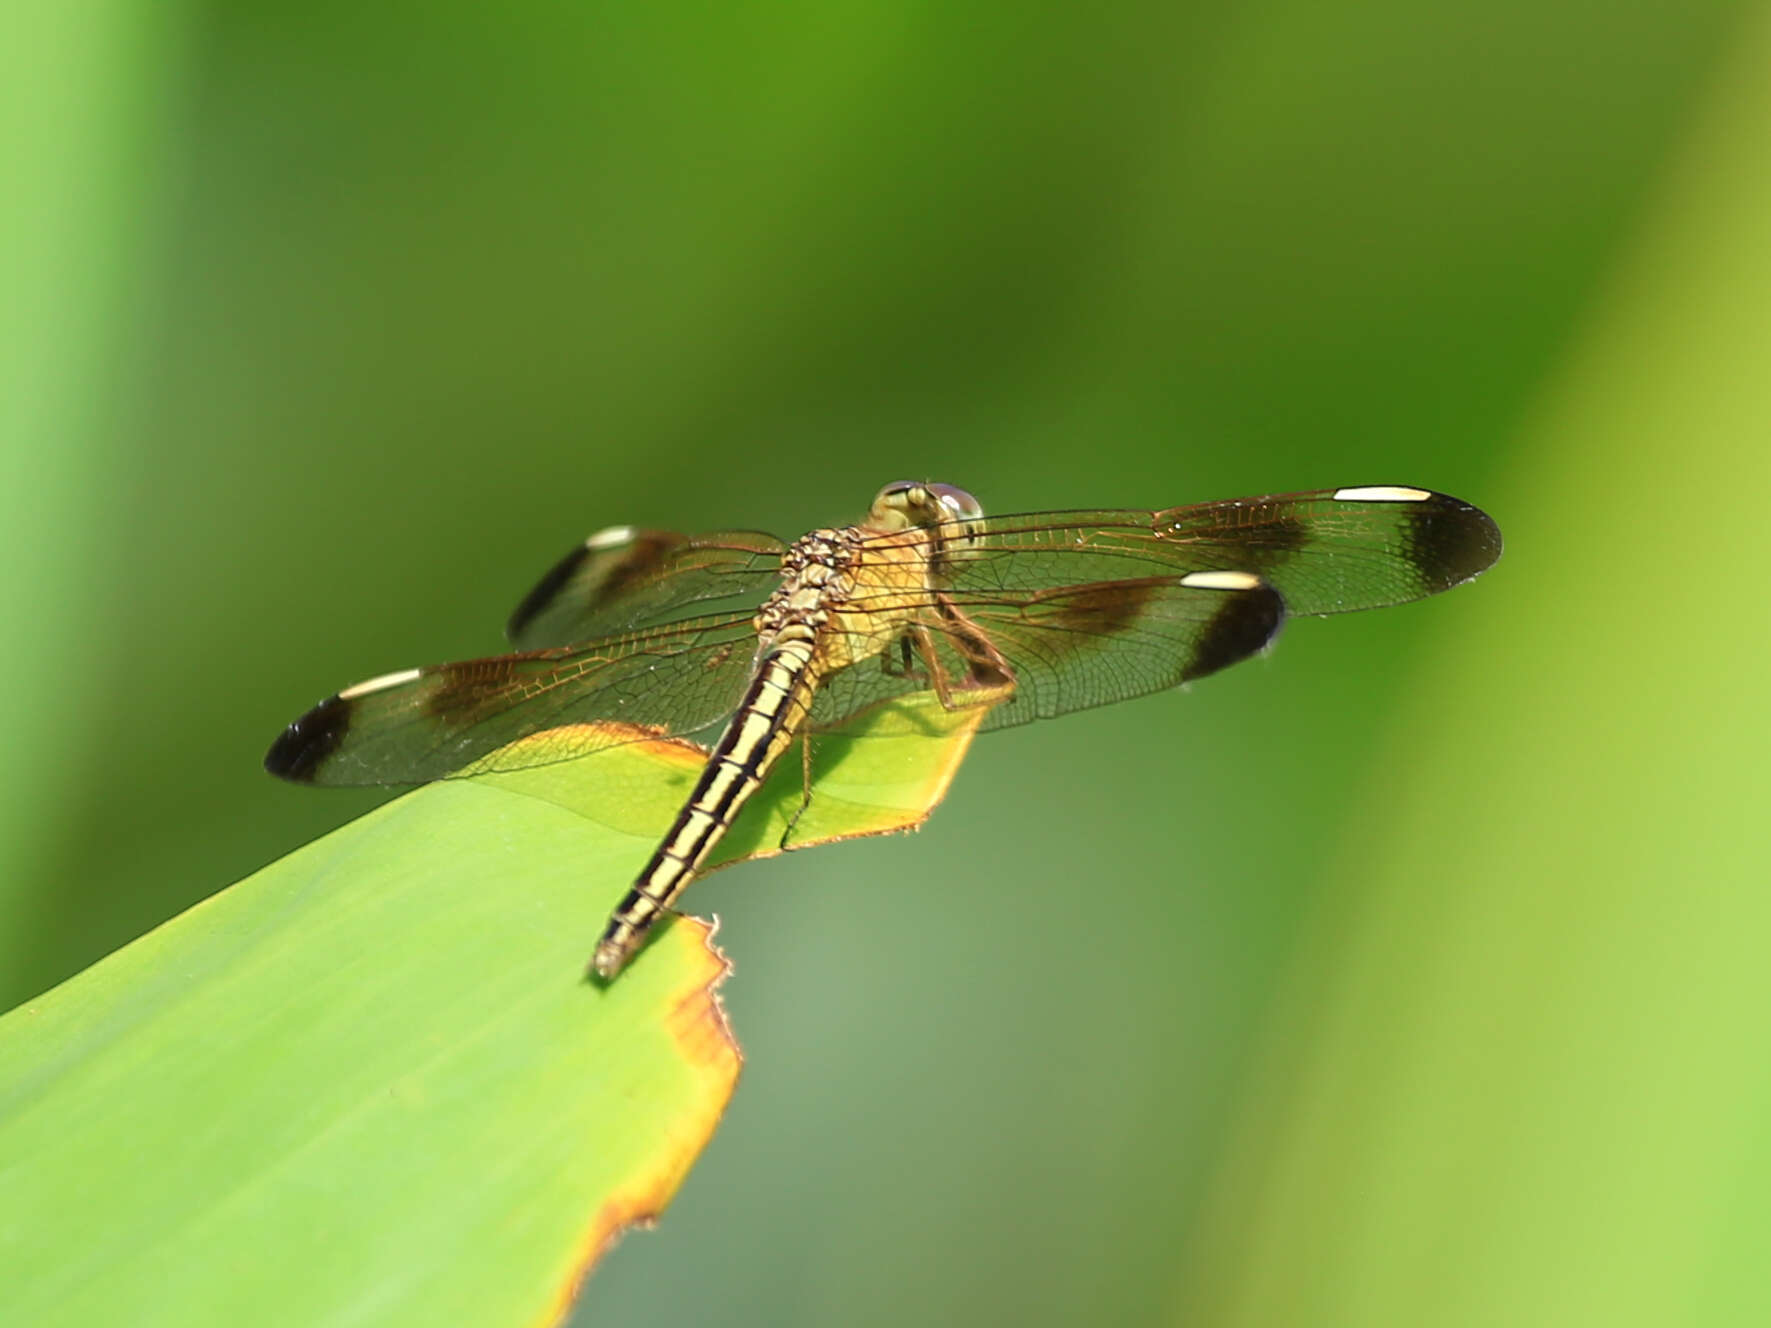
{"left": 267, "top": 614, "right": 761, "bottom": 785}
{"left": 507, "top": 528, "right": 784, "bottom": 648}
{"left": 807, "top": 575, "right": 1285, "bottom": 734}
{"left": 923, "top": 488, "right": 1500, "bottom": 617}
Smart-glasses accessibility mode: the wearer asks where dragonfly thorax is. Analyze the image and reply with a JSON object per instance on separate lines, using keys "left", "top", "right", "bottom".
{"left": 755, "top": 528, "right": 861, "bottom": 637}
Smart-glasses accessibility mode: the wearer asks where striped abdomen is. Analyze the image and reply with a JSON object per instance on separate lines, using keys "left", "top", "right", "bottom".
{"left": 590, "top": 628, "right": 820, "bottom": 980}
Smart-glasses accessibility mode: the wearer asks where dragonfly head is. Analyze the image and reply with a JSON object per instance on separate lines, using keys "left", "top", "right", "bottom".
{"left": 868, "top": 481, "right": 984, "bottom": 533}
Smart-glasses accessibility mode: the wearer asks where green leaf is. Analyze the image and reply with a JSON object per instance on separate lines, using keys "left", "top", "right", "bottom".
{"left": 0, "top": 694, "right": 986, "bottom": 1328}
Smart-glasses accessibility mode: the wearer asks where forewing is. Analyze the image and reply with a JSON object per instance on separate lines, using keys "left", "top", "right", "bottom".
{"left": 809, "top": 574, "right": 1285, "bottom": 734}
{"left": 266, "top": 614, "right": 760, "bottom": 786}
{"left": 930, "top": 487, "right": 1500, "bottom": 616}
{"left": 507, "top": 527, "right": 785, "bottom": 647}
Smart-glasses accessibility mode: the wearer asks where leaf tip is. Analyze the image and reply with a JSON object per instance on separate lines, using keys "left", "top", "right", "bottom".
{"left": 541, "top": 915, "right": 740, "bottom": 1325}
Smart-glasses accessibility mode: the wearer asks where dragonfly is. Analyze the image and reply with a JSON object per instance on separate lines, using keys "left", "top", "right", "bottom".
{"left": 266, "top": 481, "right": 1500, "bottom": 980}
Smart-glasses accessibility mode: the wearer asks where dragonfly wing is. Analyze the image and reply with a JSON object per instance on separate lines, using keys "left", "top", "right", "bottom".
{"left": 933, "top": 487, "right": 1500, "bottom": 617}
{"left": 507, "top": 527, "right": 785, "bottom": 647}
{"left": 1151, "top": 486, "right": 1500, "bottom": 614}
{"left": 809, "top": 573, "right": 1285, "bottom": 734}
{"left": 267, "top": 613, "right": 761, "bottom": 786}
{"left": 948, "top": 573, "right": 1285, "bottom": 730}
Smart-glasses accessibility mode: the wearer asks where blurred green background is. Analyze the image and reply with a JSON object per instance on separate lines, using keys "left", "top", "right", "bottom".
{"left": 8, "top": 1, "right": 1771, "bottom": 1324}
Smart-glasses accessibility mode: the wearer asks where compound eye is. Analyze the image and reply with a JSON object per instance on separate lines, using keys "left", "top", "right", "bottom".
{"left": 928, "top": 483, "right": 983, "bottom": 520}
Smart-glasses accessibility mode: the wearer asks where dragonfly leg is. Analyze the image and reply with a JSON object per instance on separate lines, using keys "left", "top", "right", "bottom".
{"left": 916, "top": 609, "right": 1017, "bottom": 711}
{"left": 779, "top": 735, "right": 817, "bottom": 848}
{"left": 880, "top": 631, "right": 928, "bottom": 683}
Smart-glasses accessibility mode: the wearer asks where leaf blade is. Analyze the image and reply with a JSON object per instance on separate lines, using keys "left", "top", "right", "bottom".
{"left": 0, "top": 694, "right": 985, "bottom": 1327}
